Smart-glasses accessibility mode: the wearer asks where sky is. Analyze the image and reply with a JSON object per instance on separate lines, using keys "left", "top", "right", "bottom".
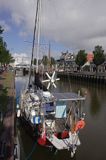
{"left": 0, "top": 0, "right": 106, "bottom": 59}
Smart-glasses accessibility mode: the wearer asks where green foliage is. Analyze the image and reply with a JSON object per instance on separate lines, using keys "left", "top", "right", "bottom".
{"left": 0, "top": 26, "right": 4, "bottom": 34}
{"left": 41, "top": 55, "right": 56, "bottom": 68}
{"left": 93, "top": 45, "right": 105, "bottom": 66}
{"left": 50, "top": 57, "right": 56, "bottom": 66}
{"left": 0, "top": 25, "right": 14, "bottom": 65}
{"left": 42, "top": 55, "right": 48, "bottom": 66}
{"left": 33, "top": 58, "right": 42, "bottom": 65}
{"left": 75, "top": 50, "right": 87, "bottom": 67}
{"left": 33, "top": 58, "right": 37, "bottom": 65}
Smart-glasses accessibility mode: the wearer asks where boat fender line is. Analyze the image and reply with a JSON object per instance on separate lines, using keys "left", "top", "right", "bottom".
{"left": 54, "top": 149, "right": 58, "bottom": 155}
{"left": 25, "top": 141, "right": 37, "bottom": 160}
{"left": 69, "top": 144, "right": 77, "bottom": 158}
{"left": 74, "top": 119, "right": 85, "bottom": 132}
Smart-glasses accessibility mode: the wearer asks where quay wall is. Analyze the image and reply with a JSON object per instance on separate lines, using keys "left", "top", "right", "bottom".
{"left": 57, "top": 71, "right": 106, "bottom": 85}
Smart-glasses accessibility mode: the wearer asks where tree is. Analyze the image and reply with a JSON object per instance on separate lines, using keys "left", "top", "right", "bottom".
{"left": 33, "top": 58, "right": 37, "bottom": 65}
{"left": 0, "top": 26, "right": 14, "bottom": 66}
{"left": 93, "top": 45, "right": 105, "bottom": 71}
{"left": 42, "top": 55, "right": 48, "bottom": 66}
{"left": 50, "top": 57, "right": 56, "bottom": 66}
{"left": 33, "top": 58, "right": 42, "bottom": 65}
{"left": 75, "top": 50, "right": 87, "bottom": 70}
{"left": 0, "top": 35, "right": 5, "bottom": 65}
{"left": 0, "top": 26, "right": 4, "bottom": 34}
{"left": 5, "top": 51, "right": 15, "bottom": 64}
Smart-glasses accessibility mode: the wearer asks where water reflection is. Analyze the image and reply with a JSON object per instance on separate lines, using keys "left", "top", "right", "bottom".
{"left": 90, "top": 89, "right": 100, "bottom": 116}
{"left": 15, "top": 76, "right": 28, "bottom": 97}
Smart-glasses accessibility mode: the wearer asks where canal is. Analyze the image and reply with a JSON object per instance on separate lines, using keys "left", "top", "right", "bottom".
{"left": 15, "top": 75, "right": 106, "bottom": 160}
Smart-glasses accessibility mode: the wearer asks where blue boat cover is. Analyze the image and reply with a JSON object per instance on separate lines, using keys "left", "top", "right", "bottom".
{"left": 43, "top": 102, "right": 54, "bottom": 113}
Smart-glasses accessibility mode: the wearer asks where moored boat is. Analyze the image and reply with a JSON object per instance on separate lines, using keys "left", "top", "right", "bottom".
{"left": 18, "top": 0, "right": 86, "bottom": 157}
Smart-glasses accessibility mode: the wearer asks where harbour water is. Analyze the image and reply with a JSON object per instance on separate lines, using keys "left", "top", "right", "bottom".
{"left": 15, "top": 75, "right": 106, "bottom": 160}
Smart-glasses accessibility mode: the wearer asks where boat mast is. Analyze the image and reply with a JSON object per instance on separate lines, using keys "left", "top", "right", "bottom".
{"left": 36, "top": 0, "right": 41, "bottom": 74}
{"left": 28, "top": 0, "right": 40, "bottom": 87}
{"left": 48, "top": 42, "right": 51, "bottom": 72}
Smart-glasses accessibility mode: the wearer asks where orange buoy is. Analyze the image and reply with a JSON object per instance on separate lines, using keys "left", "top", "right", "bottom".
{"left": 74, "top": 119, "right": 85, "bottom": 132}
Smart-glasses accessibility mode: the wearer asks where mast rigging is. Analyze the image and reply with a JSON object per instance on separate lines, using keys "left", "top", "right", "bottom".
{"left": 28, "top": 0, "right": 40, "bottom": 87}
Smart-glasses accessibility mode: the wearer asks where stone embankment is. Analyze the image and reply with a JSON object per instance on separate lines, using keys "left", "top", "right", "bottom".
{"left": 57, "top": 71, "right": 106, "bottom": 85}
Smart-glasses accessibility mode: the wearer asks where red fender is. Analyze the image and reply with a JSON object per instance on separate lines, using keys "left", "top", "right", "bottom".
{"left": 74, "top": 120, "right": 85, "bottom": 132}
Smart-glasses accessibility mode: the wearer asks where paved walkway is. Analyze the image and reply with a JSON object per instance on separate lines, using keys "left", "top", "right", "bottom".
{"left": 0, "top": 71, "right": 15, "bottom": 160}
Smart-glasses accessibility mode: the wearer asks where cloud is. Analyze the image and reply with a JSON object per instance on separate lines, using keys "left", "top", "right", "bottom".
{"left": 1, "top": 0, "right": 106, "bottom": 52}
{"left": 13, "top": 53, "right": 29, "bottom": 57}
{"left": 13, "top": 53, "right": 31, "bottom": 64}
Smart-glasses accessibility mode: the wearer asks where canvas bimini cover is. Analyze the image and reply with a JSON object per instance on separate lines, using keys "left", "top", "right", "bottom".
{"left": 55, "top": 101, "right": 66, "bottom": 118}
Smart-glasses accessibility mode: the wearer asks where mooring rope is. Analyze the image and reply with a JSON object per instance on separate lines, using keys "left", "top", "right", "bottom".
{"left": 25, "top": 141, "right": 37, "bottom": 160}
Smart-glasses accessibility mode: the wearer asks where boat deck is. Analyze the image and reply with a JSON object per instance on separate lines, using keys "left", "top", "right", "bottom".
{"left": 45, "top": 118, "right": 66, "bottom": 133}
{"left": 46, "top": 132, "right": 80, "bottom": 150}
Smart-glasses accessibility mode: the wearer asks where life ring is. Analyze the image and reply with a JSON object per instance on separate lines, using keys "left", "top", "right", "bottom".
{"left": 74, "top": 120, "right": 85, "bottom": 132}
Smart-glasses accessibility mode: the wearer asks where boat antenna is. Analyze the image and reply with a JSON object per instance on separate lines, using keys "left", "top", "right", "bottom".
{"left": 28, "top": 0, "right": 40, "bottom": 87}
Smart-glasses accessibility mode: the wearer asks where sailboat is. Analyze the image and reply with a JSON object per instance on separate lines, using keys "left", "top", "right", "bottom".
{"left": 19, "top": 0, "right": 86, "bottom": 157}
